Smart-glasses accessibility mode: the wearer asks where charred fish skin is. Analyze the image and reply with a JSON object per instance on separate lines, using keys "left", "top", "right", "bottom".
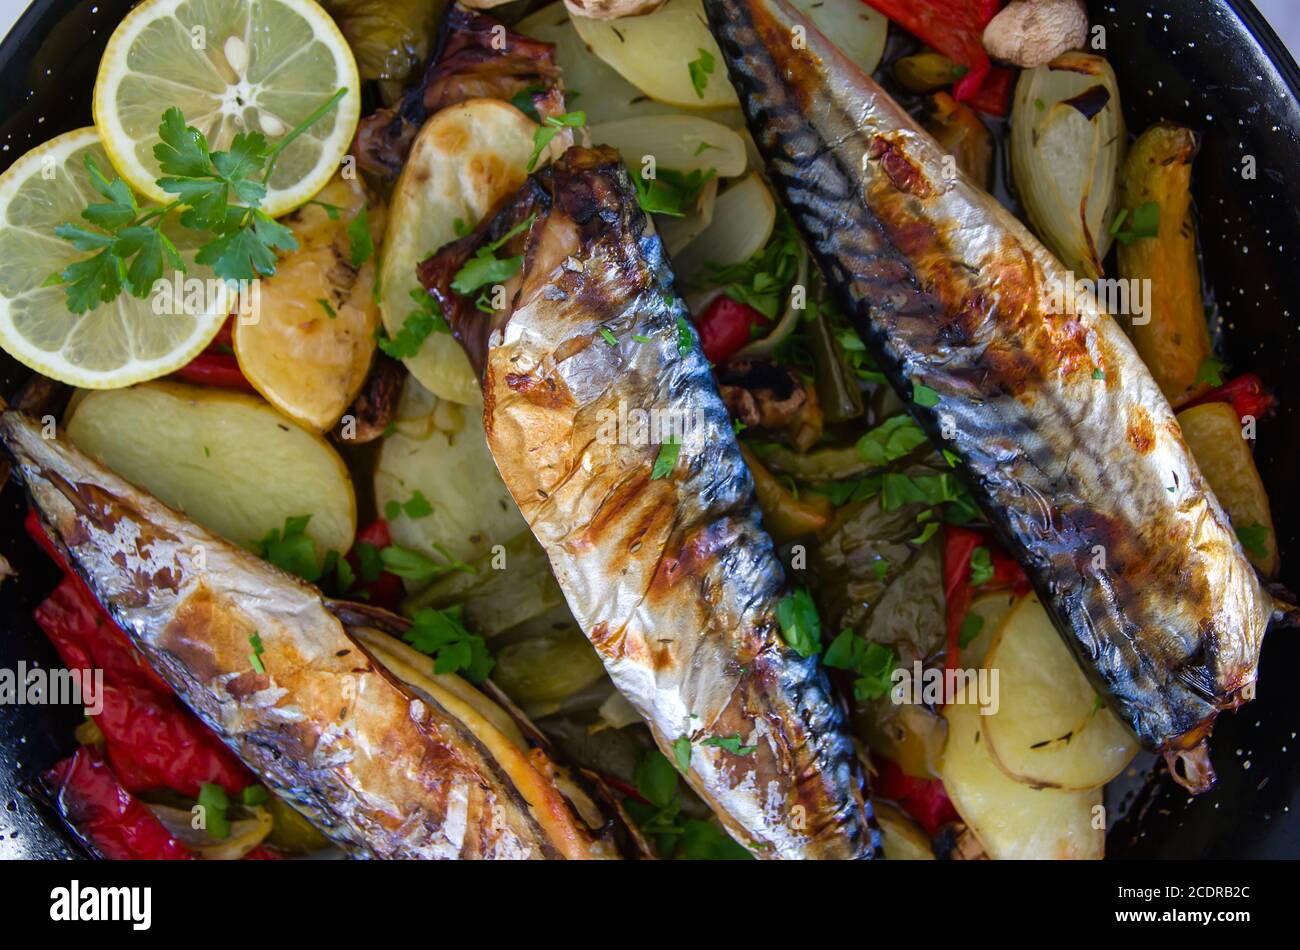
{"left": 704, "top": 0, "right": 1276, "bottom": 788}
{"left": 0, "top": 409, "right": 606, "bottom": 859}
{"left": 423, "top": 147, "right": 878, "bottom": 859}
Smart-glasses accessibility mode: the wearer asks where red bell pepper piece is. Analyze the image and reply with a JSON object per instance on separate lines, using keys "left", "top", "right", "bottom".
{"left": 1182, "top": 372, "right": 1275, "bottom": 424}
{"left": 345, "top": 519, "right": 405, "bottom": 611}
{"left": 863, "top": 0, "right": 1013, "bottom": 116}
{"left": 42, "top": 747, "right": 193, "bottom": 860}
{"left": 171, "top": 352, "right": 255, "bottom": 391}
{"left": 35, "top": 575, "right": 255, "bottom": 798}
{"left": 872, "top": 755, "right": 959, "bottom": 836}
{"left": 692, "top": 296, "right": 770, "bottom": 364}
{"left": 942, "top": 525, "right": 1029, "bottom": 672}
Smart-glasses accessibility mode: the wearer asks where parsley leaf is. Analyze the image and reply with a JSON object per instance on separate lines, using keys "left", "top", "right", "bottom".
{"left": 527, "top": 110, "right": 586, "bottom": 172}
{"left": 1196, "top": 355, "right": 1226, "bottom": 387}
{"left": 249, "top": 632, "right": 266, "bottom": 674}
{"left": 377, "top": 289, "right": 447, "bottom": 358}
{"left": 856, "top": 414, "right": 928, "bottom": 466}
{"left": 776, "top": 587, "right": 821, "bottom": 657}
{"left": 958, "top": 612, "right": 985, "bottom": 649}
{"left": 912, "top": 383, "right": 940, "bottom": 407}
{"left": 632, "top": 167, "right": 716, "bottom": 218}
{"left": 402, "top": 605, "right": 494, "bottom": 682}
{"left": 347, "top": 204, "right": 373, "bottom": 266}
{"left": 1235, "top": 522, "right": 1271, "bottom": 561}
{"left": 255, "top": 515, "right": 324, "bottom": 582}
{"left": 379, "top": 543, "right": 476, "bottom": 584}
{"left": 197, "top": 782, "right": 231, "bottom": 840}
{"left": 823, "top": 630, "right": 897, "bottom": 701}
{"left": 676, "top": 314, "right": 694, "bottom": 355}
{"left": 651, "top": 438, "right": 681, "bottom": 480}
{"left": 385, "top": 490, "right": 433, "bottom": 521}
{"left": 687, "top": 49, "right": 715, "bottom": 99}
{"left": 701, "top": 735, "right": 756, "bottom": 756}
{"left": 1111, "top": 200, "right": 1160, "bottom": 244}
{"left": 672, "top": 736, "right": 693, "bottom": 772}
{"left": 624, "top": 750, "right": 751, "bottom": 860}
{"left": 969, "top": 546, "right": 995, "bottom": 586}
{"left": 706, "top": 212, "right": 802, "bottom": 319}
{"left": 450, "top": 212, "right": 538, "bottom": 296}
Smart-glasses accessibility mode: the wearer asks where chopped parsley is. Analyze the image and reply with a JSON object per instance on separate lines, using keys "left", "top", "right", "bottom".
{"left": 379, "top": 543, "right": 476, "bottom": 584}
{"left": 969, "top": 546, "right": 995, "bottom": 586}
{"left": 450, "top": 213, "right": 538, "bottom": 296}
{"left": 958, "top": 612, "right": 985, "bottom": 649}
{"left": 687, "top": 49, "right": 715, "bottom": 99}
{"left": 622, "top": 750, "right": 752, "bottom": 860}
{"left": 672, "top": 736, "right": 693, "bottom": 772}
{"left": 651, "top": 438, "right": 681, "bottom": 480}
{"left": 1196, "top": 355, "right": 1227, "bottom": 387}
{"left": 403, "top": 605, "right": 494, "bottom": 682}
{"left": 377, "top": 289, "right": 447, "bottom": 359}
{"left": 1235, "top": 522, "right": 1271, "bottom": 561}
{"left": 197, "top": 782, "right": 231, "bottom": 840}
{"left": 347, "top": 203, "right": 373, "bottom": 266}
{"left": 256, "top": 515, "right": 325, "bottom": 582}
{"left": 385, "top": 490, "right": 433, "bottom": 521}
{"left": 1110, "top": 201, "right": 1160, "bottom": 244}
{"left": 702, "top": 734, "right": 757, "bottom": 756}
{"left": 633, "top": 166, "right": 716, "bottom": 218}
{"left": 676, "top": 314, "right": 694, "bottom": 355}
{"left": 599, "top": 326, "right": 619, "bottom": 346}
{"left": 823, "top": 630, "right": 897, "bottom": 702}
{"left": 856, "top": 414, "right": 929, "bottom": 466}
{"left": 776, "top": 587, "right": 821, "bottom": 657}
{"left": 249, "top": 631, "right": 266, "bottom": 674}
{"left": 912, "top": 383, "right": 940, "bottom": 407}
{"left": 527, "top": 110, "right": 586, "bottom": 171}
{"left": 705, "top": 213, "right": 802, "bottom": 319}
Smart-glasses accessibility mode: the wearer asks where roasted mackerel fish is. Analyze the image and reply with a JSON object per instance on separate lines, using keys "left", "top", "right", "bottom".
{"left": 421, "top": 146, "right": 878, "bottom": 859}
{"left": 704, "top": 0, "right": 1281, "bottom": 790}
{"left": 0, "top": 408, "right": 618, "bottom": 859}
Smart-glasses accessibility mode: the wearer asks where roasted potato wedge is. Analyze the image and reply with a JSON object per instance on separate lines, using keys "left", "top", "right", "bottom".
{"left": 374, "top": 376, "right": 528, "bottom": 566}
{"left": 380, "top": 99, "right": 544, "bottom": 406}
{"left": 65, "top": 382, "right": 355, "bottom": 557}
{"left": 1178, "top": 401, "right": 1280, "bottom": 575}
{"left": 673, "top": 172, "right": 775, "bottom": 285}
{"left": 569, "top": 0, "right": 739, "bottom": 109}
{"left": 941, "top": 697, "right": 1104, "bottom": 859}
{"left": 982, "top": 595, "right": 1139, "bottom": 790}
{"left": 233, "top": 174, "right": 383, "bottom": 431}
{"left": 873, "top": 801, "right": 935, "bottom": 860}
{"left": 1117, "top": 123, "right": 1211, "bottom": 407}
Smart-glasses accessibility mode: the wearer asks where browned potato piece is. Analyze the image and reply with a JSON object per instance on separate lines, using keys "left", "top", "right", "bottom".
{"left": 872, "top": 801, "right": 935, "bottom": 860}
{"left": 1177, "top": 402, "right": 1280, "bottom": 575}
{"left": 1117, "top": 124, "right": 1212, "bottom": 407}
{"left": 234, "top": 175, "right": 384, "bottom": 431}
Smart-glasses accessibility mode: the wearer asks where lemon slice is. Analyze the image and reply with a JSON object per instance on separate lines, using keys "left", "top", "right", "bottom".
{"left": 93, "top": 0, "right": 360, "bottom": 217}
{"left": 0, "top": 128, "right": 229, "bottom": 388}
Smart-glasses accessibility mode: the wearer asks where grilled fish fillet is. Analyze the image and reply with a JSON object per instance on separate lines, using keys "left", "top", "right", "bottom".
{"left": 704, "top": 0, "right": 1280, "bottom": 790}
{"left": 421, "top": 146, "right": 878, "bottom": 859}
{"left": 0, "top": 408, "right": 615, "bottom": 859}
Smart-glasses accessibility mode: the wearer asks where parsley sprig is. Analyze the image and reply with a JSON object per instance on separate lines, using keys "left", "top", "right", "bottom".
{"left": 53, "top": 88, "right": 348, "bottom": 313}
